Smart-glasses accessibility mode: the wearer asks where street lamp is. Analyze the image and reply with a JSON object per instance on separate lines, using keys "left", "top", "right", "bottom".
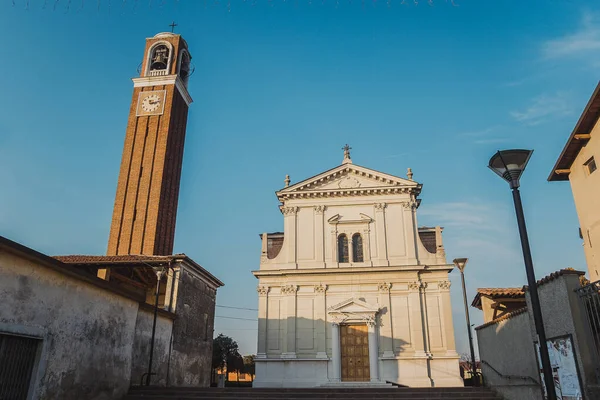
{"left": 453, "top": 258, "right": 478, "bottom": 386}
{"left": 488, "top": 149, "right": 557, "bottom": 400}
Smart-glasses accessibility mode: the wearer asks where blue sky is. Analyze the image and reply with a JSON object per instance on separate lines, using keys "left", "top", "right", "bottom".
{"left": 0, "top": 0, "right": 597, "bottom": 356}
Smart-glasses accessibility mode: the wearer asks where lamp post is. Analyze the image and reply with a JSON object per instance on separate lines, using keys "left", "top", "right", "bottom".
{"left": 453, "top": 258, "right": 478, "bottom": 386}
{"left": 488, "top": 149, "right": 557, "bottom": 400}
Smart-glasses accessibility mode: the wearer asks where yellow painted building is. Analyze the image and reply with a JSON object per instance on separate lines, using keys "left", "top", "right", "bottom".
{"left": 550, "top": 82, "right": 600, "bottom": 282}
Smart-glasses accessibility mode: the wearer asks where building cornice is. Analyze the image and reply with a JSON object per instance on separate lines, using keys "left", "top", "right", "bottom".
{"left": 252, "top": 264, "right": 454, "bottom": 278}
{"left": 132, "top": 75, "right": 193, "bottom": 106}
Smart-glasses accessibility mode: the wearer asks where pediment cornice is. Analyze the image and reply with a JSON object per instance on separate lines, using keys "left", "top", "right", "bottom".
{"left": 277, "top": 164, "right": 421, "bottom": 201}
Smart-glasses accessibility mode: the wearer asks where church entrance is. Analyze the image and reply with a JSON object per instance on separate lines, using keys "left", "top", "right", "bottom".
{"left": 340, "top": 324, "right": 370, "bottom": 382}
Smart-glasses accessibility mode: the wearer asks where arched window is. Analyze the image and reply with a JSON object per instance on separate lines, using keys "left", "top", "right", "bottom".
{"left": 337, "top": 234, "right": 349, "bottom": 263}
{"left": 352, "top": 233, "right": 364, "bottom": 262}
{"left": 178, "top": 50, "right": 191, "bottom": 86}
{"left": 147, "top": 43, "right": 171, "bottom": 76}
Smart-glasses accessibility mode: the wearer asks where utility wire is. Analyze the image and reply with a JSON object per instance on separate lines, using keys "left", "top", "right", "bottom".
{"left": 216, "top": 305, "right": 258, "bottom": 311}
{"left": 215, "top": 316, "right": 258, "bottom": 321}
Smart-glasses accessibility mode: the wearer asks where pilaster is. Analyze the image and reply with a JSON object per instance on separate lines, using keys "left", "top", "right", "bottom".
{"left": 367, "top": 318, "right": 380, "bottom": 382}
{"left": 314, "top": 284, "right": 328, "bottom": 358}
{"left": 408, "top": 281, "right": 427, "bottom": 358}
{"left": 377, "top": 283, "right": 394, "bottom": 358}
{"left": 256, "top": 285, "right": 269, "bottom": 358}
{"left": 281, "top": 284, "right": 298, "bottom": 358}
{"left": 402, "top": 200, "right": 419, "bottom": 264}
{"left": 314, "top": 206, "right": 326, "bottom": 266}
{"left": 438, "top": 280, "right": 458, "bottom": 356}
{"left": 330, "top": 320, "right": 342, "bottom": 382}
{"left": 374, "top": 203, "right": 388, "bottom": 266}
{"left": 282, "top": 206, "right": 299, "bottom": 266}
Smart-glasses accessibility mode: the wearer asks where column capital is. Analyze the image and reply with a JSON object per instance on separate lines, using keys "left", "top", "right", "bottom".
{"left": 281, "top": 284, "right": 298, "bottom": 295}
{"left": 257, "top": 285, "right": 270, "bottom": 296}
{"left": 374, "top": 202, "right": 387, "bottom": 211}
{"left": 314, "top": 205, "right": 327, "bottom": 215}
{"left": 377, "top": 282, "right": 392, "bottom": 292}
{"left": 281, "top": 206, "right": 299, "bottom": 215}
{"left": 438, "top": 281, "right": 451, "bottom": 291}
{"left": 366, "top": 316, "right": 377, "bottom": 328}
{"left": 408, "top": 281, "right": 427, "bottom": 291}
{"left": 314, "top": 283, "right": 328, "bottom": 293}
{"left": 401, "top": 200, "right": 418, "bottom": 210}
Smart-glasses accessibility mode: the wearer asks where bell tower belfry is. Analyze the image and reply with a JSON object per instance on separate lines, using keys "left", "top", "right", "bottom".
{"left": 107, "top": 32, "right": 193, "bottom": 257}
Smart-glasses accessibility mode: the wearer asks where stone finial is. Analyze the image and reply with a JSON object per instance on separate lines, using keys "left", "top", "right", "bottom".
{"left": 284, "top": 174, "right": 291, "bottom": 188}
{"left": 342, "top": 144, "right": 353, "bottom": 164}
{"left": 407, "top": 168, "right": 413, "bottom": 181}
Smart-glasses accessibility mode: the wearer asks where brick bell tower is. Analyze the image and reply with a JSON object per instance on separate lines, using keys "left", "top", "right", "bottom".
{"left": 107, "top": 32, "right": 193, "bottom": 256}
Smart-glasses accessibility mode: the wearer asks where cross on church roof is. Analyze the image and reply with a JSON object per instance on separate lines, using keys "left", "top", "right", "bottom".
{"left": 169, "top": 21, "right": 178, "bottom": 33}
{"left": 342, "top": 144, "right": 352, "bottom": 164}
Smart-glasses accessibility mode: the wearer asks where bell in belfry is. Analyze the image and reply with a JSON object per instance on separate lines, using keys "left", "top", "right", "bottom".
{"left": 150, "top": 45, "right": 169, "bottom": 70}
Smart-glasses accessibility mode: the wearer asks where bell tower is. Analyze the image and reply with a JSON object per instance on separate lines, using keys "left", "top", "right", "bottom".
{"left": 107, "top": 32, "right": 193, "bottom": 256}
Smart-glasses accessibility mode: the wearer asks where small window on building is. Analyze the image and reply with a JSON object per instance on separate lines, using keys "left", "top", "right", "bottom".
{"left": 352, "top": 233, "right": 364, "bottom": 262}
{"left": 585, "top": 156, "right": 597, "bottom": 175}
{"left": 337, "top": 234, "right": 349, "bottom": 263}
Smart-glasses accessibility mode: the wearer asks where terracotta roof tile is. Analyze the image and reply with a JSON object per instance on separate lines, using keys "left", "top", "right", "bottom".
{"left": 475, "top": 307, "right": 528, "bottom": 331}
{"left": 471, "top": 287, "right": 525, "bottom": 309}
{"left": 476, "top": 288, "right": 525, "bottom": 298}
{"left": 535, "top": 268, "right": 586, "bottom": 287}
{"left": 54, "top": 254, "right": 180, "bottom": 265}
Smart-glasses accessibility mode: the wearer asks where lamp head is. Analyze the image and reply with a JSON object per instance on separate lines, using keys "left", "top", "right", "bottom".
{"left": 488, "top": 149, "right": 533, "bottom": 189}
{"left": 453, "top": 258, "right": 468, "bottom": 273}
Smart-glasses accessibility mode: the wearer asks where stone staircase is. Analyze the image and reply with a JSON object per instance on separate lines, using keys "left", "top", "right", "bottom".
{"left": 123, "top": 386, "right": 502, "bottom": 400}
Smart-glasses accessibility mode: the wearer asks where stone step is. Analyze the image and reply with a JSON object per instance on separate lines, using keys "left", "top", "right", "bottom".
{"left": 123, "top": 387, "right": 501, "bottom": 400}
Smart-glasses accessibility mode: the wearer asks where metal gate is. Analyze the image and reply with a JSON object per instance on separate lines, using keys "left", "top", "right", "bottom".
{"left": 575, "top": 280, "right": 600, "bottom": 379}
{"left": 0, "top": 333, "right": 40, "bottom": 400}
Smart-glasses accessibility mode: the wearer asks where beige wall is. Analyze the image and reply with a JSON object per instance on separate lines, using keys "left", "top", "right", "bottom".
{"left": 476, "top": 311, "right": 542, "bottom": 400}
{"left": 475, "top": 272, "right": 600, "bottom": 400}
{"left": 568, "top": 124, "right": 600, "bottom": 282}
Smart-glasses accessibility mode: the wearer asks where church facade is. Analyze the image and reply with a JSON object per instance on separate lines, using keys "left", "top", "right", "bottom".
{"left": 253, "top": 149, "right": 462, "bottom": 388}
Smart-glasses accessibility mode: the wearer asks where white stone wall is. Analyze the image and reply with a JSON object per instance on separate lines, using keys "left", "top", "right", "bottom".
{"left": 254, "top": 163, "right": 462, "bottom": 387}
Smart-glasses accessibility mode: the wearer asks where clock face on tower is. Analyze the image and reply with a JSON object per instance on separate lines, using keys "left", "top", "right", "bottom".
{"left": 136, "top": 90, "right": 166, "bottom": 116}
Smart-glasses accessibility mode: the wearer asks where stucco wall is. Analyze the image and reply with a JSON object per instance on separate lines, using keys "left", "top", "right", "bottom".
{"left": 0, "top": 250, "right": 138, "bottom": 400}
{"left": 569, "top": 121, "right": 600, "bottom": 282}
{"left": 168, "top": 267, "right": 216, "bottom": 387}
{"left": 130, "top": 308, "right": 174, "bottom": 387}
{"left": 476, "top": 310, "right": 542, "bottom": 400}
{"left": 526, "top": 273, "right": 599, "bottom": 396}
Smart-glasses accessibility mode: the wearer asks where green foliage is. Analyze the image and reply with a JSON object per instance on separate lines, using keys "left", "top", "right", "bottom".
{"left": 242, "top": 355, "right": 255, "bottom": 375}
{"left": 212, "top": 334, "right": 243, "bottom": 375}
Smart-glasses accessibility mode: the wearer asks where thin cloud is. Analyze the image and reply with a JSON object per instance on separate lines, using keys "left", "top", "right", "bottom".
{"left": 458, "top": 126, "right": 507, "bottom": 145}
{"left": 419, "top": 202, "right": 509, "bottom": 233}
{"left": 542, "top": 12, "right": 600, "bottom": 59}
{"left": 510, "top": 92, "right": 573, "bottom": 126}
{"left": 419, "top": 201, "right": 520, "bottom": 261}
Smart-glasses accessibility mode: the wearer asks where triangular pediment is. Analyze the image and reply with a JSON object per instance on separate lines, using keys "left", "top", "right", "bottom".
{"left": 327, "top": 298, "right": 380, "bottom": 314}
{"left": 277, "top": 163, "right": 420, "bottom": 200}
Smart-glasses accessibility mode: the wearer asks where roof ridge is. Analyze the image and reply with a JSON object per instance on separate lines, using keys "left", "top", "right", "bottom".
{"left": 475, "top": 306, "right": 529, "bottom": 331}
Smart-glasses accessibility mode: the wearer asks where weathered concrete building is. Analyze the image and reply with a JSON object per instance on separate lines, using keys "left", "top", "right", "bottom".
{"left": 0, "top": 236, "right": 222, "bottom": 399}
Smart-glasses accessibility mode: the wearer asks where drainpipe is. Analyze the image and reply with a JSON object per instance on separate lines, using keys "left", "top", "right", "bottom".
{"left": 146, "top": 264, "right": 168, "bottom": 386}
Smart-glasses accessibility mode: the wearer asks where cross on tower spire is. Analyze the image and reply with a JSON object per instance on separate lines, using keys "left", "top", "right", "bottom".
{"left": 169, "top": 21, "right": 178, "bottom": 33}
{"left": 342, "top": 144, "right": 353, "bottom": 164}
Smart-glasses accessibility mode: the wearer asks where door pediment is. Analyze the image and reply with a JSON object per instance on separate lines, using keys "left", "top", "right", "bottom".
{"left": 328, "top": 298, "right": 379, "bottom": 324}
